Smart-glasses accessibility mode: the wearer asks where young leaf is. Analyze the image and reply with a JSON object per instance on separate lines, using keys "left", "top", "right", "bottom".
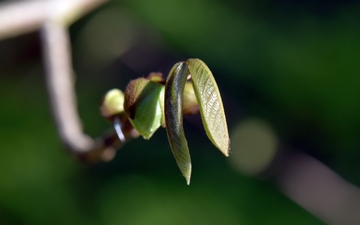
{"left": 124, "top": 78, "right": 165, "bottom": 139}
{"left": 165, "top": 62, "right": 192, "bottom": 184}
{"left": 186, "top": 58, "right": 230, "bottom": 156}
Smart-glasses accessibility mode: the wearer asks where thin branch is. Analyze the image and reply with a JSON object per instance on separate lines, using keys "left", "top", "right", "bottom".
{"left": 276, "top": 151, "right": 360, "bottom": 224}
{"left": 4, "top": 2, "right": 360, "bottom": 224}
{"left": 0, "top": 0, "right": 106, "bottom": 40}
{"left": 0, "top": 0, "right": 141, "bottom": 162}
{"left": 38, "top": 1, "right": 141, "bottom": 162}
{"left": 41, "top": 19, "right": 95, "bottom": 153}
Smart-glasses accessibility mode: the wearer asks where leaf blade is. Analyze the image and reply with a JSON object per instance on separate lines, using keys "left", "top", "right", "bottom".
{"left": 187, "top": 58, "right": 230, "bottom": 156}
{"left": 124, "top": 78, "right": 164, "bottom": 139}
{"left": 165, "top": 62, "right": 192, "bottom": 184}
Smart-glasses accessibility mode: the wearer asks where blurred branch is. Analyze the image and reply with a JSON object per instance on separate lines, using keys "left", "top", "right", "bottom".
{"left": 276, "top": 151, "right": 360, "bottom": 225}
{"left": 0, "top": 0, "right": 140, "bottom": 163}
{"left": 230, "top": 109, "right": 360, "bottom": 224}
{"left": 41, "top": 19, "right": 95, "bottom": 153}
{"left": 3, "top": 1, "right": 360, "bottom": 223}
{"left": 0, "top": 0, "right": 106, "bottom": 40}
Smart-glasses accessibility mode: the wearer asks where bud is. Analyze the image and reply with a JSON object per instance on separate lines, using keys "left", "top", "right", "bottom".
{"left": 100, "top": 89, "right": 125, "bottom": 119}
{"left": 124, "top": 78, "right": 165, "bottom": 139}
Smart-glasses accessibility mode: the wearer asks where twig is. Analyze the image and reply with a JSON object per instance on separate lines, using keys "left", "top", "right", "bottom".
{"left": 0, "top": 0, "right": 141, "bottom": 162}
{"left": 0, "top": 0, "right": 106, "bottom": 40}
{"left": 276, "top": 151, "right": 360, "bottom": 224}
{"left": 41, "top": 19, "right": 95, "bottom": 153}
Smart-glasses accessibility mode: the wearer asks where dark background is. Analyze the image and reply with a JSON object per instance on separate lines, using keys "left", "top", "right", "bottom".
{"left": 1, "top": 0, "right": 359, "bottom": 224}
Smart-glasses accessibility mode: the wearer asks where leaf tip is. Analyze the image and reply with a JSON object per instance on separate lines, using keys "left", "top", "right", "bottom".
{"left": 225, "top": 140, "right": 231, "bottom": 157}
{"left": 179, "top": 161, "right": 191, "bottom": 185}
{"left": 183, "top": 164, "right": 192, "bottom": 185}
{"left": 217, "top": 138, "right": 230, "bottom": 157}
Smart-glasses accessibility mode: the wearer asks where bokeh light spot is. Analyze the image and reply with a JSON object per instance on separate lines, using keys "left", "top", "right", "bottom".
{"left": 76, "top": 8, "right": 138, "bottom": 67}
{"left": 230, "top": 118, "right": 278, "bottom": 176}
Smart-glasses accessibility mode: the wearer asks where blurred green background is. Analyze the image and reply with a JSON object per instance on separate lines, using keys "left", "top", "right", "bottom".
{"left": 1, "top": 0, "right": 360, "bottom": 224}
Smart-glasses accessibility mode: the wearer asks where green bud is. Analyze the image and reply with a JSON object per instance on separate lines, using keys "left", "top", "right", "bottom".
{"left": 124, "top": 78, "right": 165, "bottom": 139}
{"left": 100, "top": 89, "right": 125, "bottom": 119}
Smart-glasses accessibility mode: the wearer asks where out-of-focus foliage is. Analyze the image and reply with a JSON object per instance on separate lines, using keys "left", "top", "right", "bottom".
{"left": 1, "top": 0, "right": 359, "bottom": 224}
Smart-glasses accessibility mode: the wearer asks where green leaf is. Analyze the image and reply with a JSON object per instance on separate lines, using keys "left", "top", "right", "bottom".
{"left": 124, "top": 78, "right": 165, "bottom": 139}
{"left": 187, "top": 58, "right": 230, "bottom": 156}
{"left": 165, "top": 62, "right": 192, "bottom": 184}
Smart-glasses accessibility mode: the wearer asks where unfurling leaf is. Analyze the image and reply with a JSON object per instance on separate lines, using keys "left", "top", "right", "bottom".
{"left": 187, "top": 58, "right": 230, "bottom": 156}
{"left": 124, "top": 78, "right": 165, "bottom": 139}
{"left": 165, "top": 62, "right": 192, "bottom": 184}
{"left": 164, "top": 59, "right": 230, "bottom": 184}
{"left": 100, "top": 58, "right": 229, "bottom": 185}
